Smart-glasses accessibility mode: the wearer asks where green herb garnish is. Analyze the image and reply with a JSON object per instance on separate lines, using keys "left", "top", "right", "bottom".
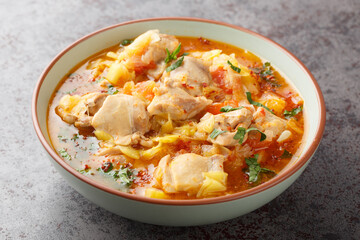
{"left": 121, "top": 39, "right": 133, "bottom": 46}
{"left": 77, "top": 167, "right": 91, "bottom": 175}
{"left": 284, "top": 106, "right": 303, "bottom": 119}
{"left": 281, "top": 150, "right": 293, "bottom": 159}
{"left": 251, "top": 62, "right": 280, "bottom": 87}
{"left": 166, "top": 56, "right": 184, "bottom": 72}
{"left": 245, "top": 154, "right": 275, "bottom": 183}
{"left": 210, "top": 129, "right": 227, "bottom": 139}
{"left": 57, "top": 135, "right": 67, "bottom": 142}
{"left": 101, "top": 162, "right": 113, "bottom": 173}
{"left": 220, "top": 106, "right": 244, "bottom": 112}
{"left": 246, "top": 92, "right": 274, "bottom": 114}
{"left": 71, "top": 134, "right": 79, "bottom": 141}
{"left": 234, "top": 127, "right": 266, "bottom": 144}
{"left": 165, "top": 43, "right": 182, "bottom": 63}
{"left": 58, "top": 148, "right": 72, "bottom": 161}
{"left": 98, "top": 163, "right": 136, "bottom": 187}
{"left": 227, "top": 60, "right": 241, "bottom": 73}
{"left": 107, "top": 85, "right": 119, "bottom": 95}
{"left": 113, "top": 166, "right": 136, "bottom": 187}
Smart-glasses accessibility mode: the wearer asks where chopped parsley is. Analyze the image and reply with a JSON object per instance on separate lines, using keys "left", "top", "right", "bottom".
{"left": 77, "top": 167, "right": 91, "bottom": 175}
{"left": 58, "top": 148, "right": 72, "bottom": 161}
{"left": 57, "top": 135, "right": 67, "bottom": 142}
{"left": 166, "top": 56, "right": 184, "bottom": 72}
{"left": 220, "top": 106, "right": 243, "bottom": 112}
{"left": 234, "top": 127, "right": 266, "bottom": 144}
{"left": 246, "top": 92, "right": 274, "bottom": 114}
{"left": 281, "top": 149, "right": 293, "bottom": 159}
{"left": 101, "top": 162, "right": 113, "bottom": 173}
{"left": 120, "top": 39, "right": 133, "bottom": 46}
{"left": 98, "top": 165, "right": 136, "bottom": 187}
{"left": 284, "top": 106, "right": 303, "bottom": 119}
{"left": 71, "top": 134, "right": 79, "bottom": 141}
{"left": 210, "top": 129, "right": 227, "bottom": 139}
{"left": 227, "top": 60, "right": 241, "bottom": 73}
{"left": 251, "top": 62, "right": 280, "bottom": 87}
{"left": 107, "top": 85, "right": 119, "bottom": 95}
{"left": 245, "top": 154, "right": 275, "bottom": 183}
{"left": 165, "top": 43, "right": 181, "bottom": 63}
{"left": 113, "top": 166, "right": 136, "bottom": 187}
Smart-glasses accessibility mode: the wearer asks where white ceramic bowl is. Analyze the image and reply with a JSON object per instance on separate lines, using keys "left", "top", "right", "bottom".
{"left": 32, "top": 17, "right": 326, "bottom": 226}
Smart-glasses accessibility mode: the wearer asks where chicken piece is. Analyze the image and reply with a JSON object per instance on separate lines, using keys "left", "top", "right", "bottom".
{"left": 56, "top": 93, "right": 107, "bottom": 128}
{"left": 154, "top": 153, "right": 225, "bottom": 195}
{"left": 147, "top": 85, "right": 212, "bottom": 120}
{"left": 115, "top": 30, "right": 179, "bottom": 81}
{"left": 141, "top": 32, "right": 179, "bottom": 65}
{"left": 198, "top": 108, "right": 253, "bottom": 146}
{"left": 91, "top": 94, "right": 150, "bottom": 145}
{"left": 252, "top": 107, "right": 287, "bottom": 141}
{"left": 162, "top": 56, "right": 212, "bottom": 96}
{"left": 214, "top": 108, "right": 253, "bottom": 130}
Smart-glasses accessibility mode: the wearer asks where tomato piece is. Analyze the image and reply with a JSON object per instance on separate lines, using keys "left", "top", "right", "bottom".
{"left": 211, "top": 67, "right": 233, "bottom": 94}
{"left": 211, "top": 67, "right": 226, "bottom": 88}
{"left": 132, "top": 57, "right": 157, "bottom": 75}
{"left": 206, "top": 99, "right": 239, "bottom": 115}
{"left": 135, "top": 81, "right": 155, "bottom": 101}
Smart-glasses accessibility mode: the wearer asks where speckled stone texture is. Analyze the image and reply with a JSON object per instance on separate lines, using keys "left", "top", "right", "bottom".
{"left": 1, "top": 0, "right": 359, "bottom": 239}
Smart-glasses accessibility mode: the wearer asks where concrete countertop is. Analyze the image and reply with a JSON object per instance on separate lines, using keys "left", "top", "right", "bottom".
{"left": 1, "top": 0, "right": 359, "bottom": 239}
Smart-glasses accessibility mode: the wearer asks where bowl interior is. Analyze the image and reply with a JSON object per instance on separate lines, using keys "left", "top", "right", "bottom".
{"left": 34, "top": 18, "right": 324, "bottom": 190}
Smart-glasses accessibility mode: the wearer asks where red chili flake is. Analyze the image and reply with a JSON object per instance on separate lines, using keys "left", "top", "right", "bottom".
{"left": 198, "top": 37, "right": 210, "bottom": 45}
{"left": 123, "top": 163, "right": 132, "bottom": 169}
{"left": 101, "top": 162, "right": 113, "bottom": 172}
{"left": 225, "top": 88, "right": 233, "bottom": 94}
{"left": 173, "top": 140, "right": 192, "bottom": 152}
{"left": 84, "top": 164, "right": 90, "bottom": 170}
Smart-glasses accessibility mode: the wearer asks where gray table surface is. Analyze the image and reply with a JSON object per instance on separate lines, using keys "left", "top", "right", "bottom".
{"left": 1, "top": 0, "right": 359, "bottom": 239}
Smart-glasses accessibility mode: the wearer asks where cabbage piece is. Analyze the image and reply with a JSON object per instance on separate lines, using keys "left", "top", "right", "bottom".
{"left": 196, "top": 171, "right": 228, "bottom": 198}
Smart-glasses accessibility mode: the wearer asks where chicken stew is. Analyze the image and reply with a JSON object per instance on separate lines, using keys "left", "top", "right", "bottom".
{"left": 48, "top": 30, "right": 305, "bottom": 199}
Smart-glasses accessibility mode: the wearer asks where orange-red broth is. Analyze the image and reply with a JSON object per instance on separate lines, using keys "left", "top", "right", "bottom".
{"left": 47, "top": 36, "right": 304, "bottom": 199}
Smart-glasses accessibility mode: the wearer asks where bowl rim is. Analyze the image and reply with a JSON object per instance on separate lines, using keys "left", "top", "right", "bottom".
{"left": 32, "top": 17, "right": 326, "bottom": 206}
